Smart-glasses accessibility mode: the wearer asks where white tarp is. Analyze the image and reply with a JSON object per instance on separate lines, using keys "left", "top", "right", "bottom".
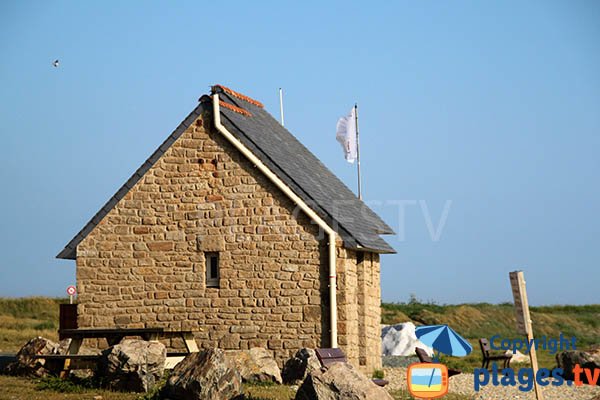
{"left": 381, "top": 322, "right": 434, "bottom": 357}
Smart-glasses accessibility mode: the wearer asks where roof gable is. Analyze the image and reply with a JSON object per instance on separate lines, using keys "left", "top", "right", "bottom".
{"left": 56, "top": 104, "right": 205, "bottom": 259}
{"left": 57, "top": 86, "right": 395, "bottom": 259}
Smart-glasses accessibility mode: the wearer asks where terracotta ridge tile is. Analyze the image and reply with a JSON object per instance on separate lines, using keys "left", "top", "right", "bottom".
{"left": 219, "top": 100, "right": 252, "bottom": 117}
{"left": 213, "top": 84, "right": 264, "bottom": 108}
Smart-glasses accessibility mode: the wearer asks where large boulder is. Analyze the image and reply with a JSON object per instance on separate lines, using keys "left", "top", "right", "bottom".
{"left": 5, "top": 337, "right": 61, "bottom": 377}
{"left": 556, "top": 349, "right": 600, "bottom": 384}
{"left": 282, "top": 348, "right": 322, "bottom": 384}
{"left": 100, "top": 339, "right": 166, "bottom": 393}
{"left": 226, "top": 347, "right": 282, "bottom": 384}
{"left": 381, "top": 322, "right": 433, "bottom": 356}
{"left": 162, "top": 349, "right": 242, "bottom": 400}
{"left": 295, "top": 362, "right": 393, "bottom": 400}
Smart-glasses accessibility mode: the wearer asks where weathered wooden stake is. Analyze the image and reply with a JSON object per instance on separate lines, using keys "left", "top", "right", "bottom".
{"left": 510, "top": 270, "right": 544, "bottom": 400}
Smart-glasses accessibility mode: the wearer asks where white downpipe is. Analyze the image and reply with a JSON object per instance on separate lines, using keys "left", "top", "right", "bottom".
{"left": 328, "top": 232, "right": 337, "bottom": 348}
{"left": 212, "top": 94, "right": 338, "bottom": 348}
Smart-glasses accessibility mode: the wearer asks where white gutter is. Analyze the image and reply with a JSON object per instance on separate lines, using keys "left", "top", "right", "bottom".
{"left": 212, "top": 94, "right": 338, "bottom": 347}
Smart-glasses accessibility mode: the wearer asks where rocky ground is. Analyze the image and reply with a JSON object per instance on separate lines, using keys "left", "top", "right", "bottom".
{"left": 4, "top": 329, "right": 599, "bottom": 400}
{"left": 384, "top": 367, "right": 600, "bottom": 400}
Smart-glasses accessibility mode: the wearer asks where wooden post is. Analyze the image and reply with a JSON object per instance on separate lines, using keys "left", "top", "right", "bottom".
{"left": 510, "top": 271, "right": 544, "bottom": 400}
{"left": 60, "top": 337, "right": 82, "bottom": 378}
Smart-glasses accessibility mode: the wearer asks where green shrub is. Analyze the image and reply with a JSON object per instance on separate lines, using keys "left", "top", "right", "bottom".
{"left": 33, "top": 321, "right": 56, "bottom": 330}
{"left": 372, "top": 369, "right": 384, "bottom": 379}
{"left": 137, "top": 371, "right": 170, "bottom": 400}
{"left": 36, "top": 376, "right": 86, "bottom": 393}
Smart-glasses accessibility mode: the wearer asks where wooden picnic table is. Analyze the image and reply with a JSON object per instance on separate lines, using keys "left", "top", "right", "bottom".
{"left": 59, "top": 327, "right": 164, "bottom": 343}
{"left": 54, "top": 327, "right": 199, "bottom": 373}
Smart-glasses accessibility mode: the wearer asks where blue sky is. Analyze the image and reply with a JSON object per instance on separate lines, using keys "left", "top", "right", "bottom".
{"left": 1, "top": 1, "right": 598, "bottom": 305}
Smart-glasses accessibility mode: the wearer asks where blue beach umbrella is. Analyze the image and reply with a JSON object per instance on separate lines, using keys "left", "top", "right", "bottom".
{"left": 415, "top": 324, "right": 473, "bottom": 358}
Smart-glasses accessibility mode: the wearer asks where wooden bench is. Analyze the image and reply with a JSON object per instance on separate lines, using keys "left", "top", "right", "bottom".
{"left": 33, "top": 354, "right": 101, "bottom": 360}
{"left": 415, "top": 347, "right": 462, "bottom": 377}
{"left": 479, "top": 338, "right": 512, "bottom": 370}
{"left": 315, "top": 348, "right": 389, "bottom": 387}
{"left": 32, "top": 354, "right": 102, "bottom": 371}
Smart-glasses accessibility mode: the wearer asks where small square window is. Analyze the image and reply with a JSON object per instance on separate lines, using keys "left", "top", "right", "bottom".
{"left": 205, "top": 252, "right": 219, "bottom": 288}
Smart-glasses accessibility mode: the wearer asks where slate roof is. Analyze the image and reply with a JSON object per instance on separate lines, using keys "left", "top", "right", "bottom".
{"left": 57, "top": 86, "right": 395, "bottom": 260}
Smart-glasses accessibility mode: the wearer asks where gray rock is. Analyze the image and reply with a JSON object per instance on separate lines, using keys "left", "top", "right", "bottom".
{"left": 69, "top": 368, "right": 95, "bottom": 381}
{"left": 556, "top": 349, "right": 600, "bottom": 384}
{"left": 100, "top": 339, "right": 166, "bottom": 393}
{"left": 5, "top": 337, "right": 61, "bottom": 377}
{"left": 226, "top": 347, "right": 282, "bottom": 384}
{"left": 163, "top": 349, "right": 242, "bottom": 400}
{"left": 57, "top": 338, "right": 72, "bottom": 355}
{"left": 282, "top": 348, "right": 321, "bottom": 384}
{"left": 295, "top": 362, "right": 393, "bottom": 400}
{"left": 381, "top": 355, "right": 419, "bottom": 368}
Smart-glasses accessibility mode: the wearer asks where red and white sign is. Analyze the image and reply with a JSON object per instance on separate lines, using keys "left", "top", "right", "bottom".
{"left": 66, "top": 285, "right": 77, "bottom": 296}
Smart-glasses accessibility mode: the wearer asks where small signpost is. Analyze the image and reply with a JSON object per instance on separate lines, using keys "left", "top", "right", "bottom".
{"left": 509, "top": 271, "right": 544, "bottom": 400}
{"left": 66, "top": 285, "right": 77, "bottom": 304}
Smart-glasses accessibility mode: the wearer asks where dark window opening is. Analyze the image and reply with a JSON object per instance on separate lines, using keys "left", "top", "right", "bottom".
{"left": 206, "top": 252, "right": 219, "bottom": 288}
{"left": 357, "top": 251, "right": 365, "bottom": 266}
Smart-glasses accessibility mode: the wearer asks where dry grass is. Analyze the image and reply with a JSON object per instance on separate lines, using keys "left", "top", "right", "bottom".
{"left": 0, "top": 297, "right": 63, "bottom": 353}
{"left": 0, "top": 375, "right": 139, "bottom": 400}
{"left": 0, "top": 376, "right": 300, "bottom": 400}
{"left": 0, "top": 315, "right": 58, "bottom": 353}
{"left": 389, "top": 388, "right": 471, "bottom": 400}
{"left": 244, "top": 382, "right": 296, "bottom": 399}
{"left": 382, "top": 300, "right": 600, "bottom": 373}
{"left": 383, "top": 301, "right": 600, "bottom": 348}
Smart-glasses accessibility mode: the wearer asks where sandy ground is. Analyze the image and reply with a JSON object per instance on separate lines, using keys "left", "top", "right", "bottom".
{"left": 384, "top": 367, "right": 600, "bottom": 400}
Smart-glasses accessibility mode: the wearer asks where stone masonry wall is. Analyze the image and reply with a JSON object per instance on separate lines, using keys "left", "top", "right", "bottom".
{"left": 336, "top": 248, "right": 383, "bottom": 374}
{"left": 75, "top": 110, "right": 332, "bottom": 366}
{"left": 363, "top": 252, "right": 382, "bottom": 371}
{"left": 336, "top": 248, "right": 359, "bottom": 363}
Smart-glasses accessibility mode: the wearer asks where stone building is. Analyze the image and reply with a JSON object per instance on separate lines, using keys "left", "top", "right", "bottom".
{"left": 57, "top": 85, "right": 395, "bottom": 373}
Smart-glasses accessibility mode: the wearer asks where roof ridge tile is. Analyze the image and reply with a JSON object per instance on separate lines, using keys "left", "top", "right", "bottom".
{"left": 219, "top": 100, "right": 252, "bottom": 117}
{"left": 212, "top": 84, "right": 264, "bottom": 108}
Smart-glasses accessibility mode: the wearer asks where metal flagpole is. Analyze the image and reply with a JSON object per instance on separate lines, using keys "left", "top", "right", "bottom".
{"left": 279, "top": 88, "right": 285, "bottom": 126}
{"left": 355, "top": 103, "right": 362, "bottom": 200}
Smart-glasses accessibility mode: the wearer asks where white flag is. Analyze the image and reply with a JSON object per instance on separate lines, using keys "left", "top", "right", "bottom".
{"left": 336, "top": 107, "right": 357, "bottom": 163}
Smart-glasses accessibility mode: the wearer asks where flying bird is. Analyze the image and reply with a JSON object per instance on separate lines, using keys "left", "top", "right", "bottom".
{"left": 52, "top": 59, "right": 59, "bottom": 68}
